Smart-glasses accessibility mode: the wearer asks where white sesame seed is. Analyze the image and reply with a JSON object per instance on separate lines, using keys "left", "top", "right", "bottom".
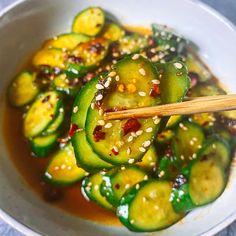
{"left": 115, "top": 75, "right": 120, "bottom": 81}
{"left": 150, "top": 162, "right": 156, "bottom": 166}
{"left": 152, "top": 79, "right": 160, "bottom": 85}
{"left": 136, "top": 130, "right": 143, "bottom": 136}
{"left": 143, "top": 197, "right": 147, "bottom": 202}
{"left": 144, "top": 175, "right": 149, "bottom": 181}
{"left": 143, "top": 140, "right": 151, "bottom": 148}
{"left": 91, "top": 103, "right": 95, "bottom": 109}
{"left": 85, "top": 186, "right": 91, "bottom": 192}
{"left": 139, "top": 68, "right": 146, "bottom": 76}
{"left": 67, "top": 166, "right": 72, "bottom": 170}
{"left": 192, "top": 153, "right": 197, "bottom": 159}
{"left": 71, "top": 68, "right": 79, "bottom": 74}
{"left": 59, "top": 108, "right": 64, "bottom": 113}
{"left": 128, "top": 158, "right": 135, "bottom": 164}
{"left": 146, "top": 127, "right": 153, "bottom": 133}
{"left": 121, "top": 166, "right": 126, "bottom": 170}
{"left": 85, "top": 172, "right": 89, "bottom": 176}
{"left": 190, "top": 140, "right": 194, "bottom": 146}
{"left": 138, "top": 91, "right": 146, "bottom": 97}
{"left": 154, "top": 118, "right": 160, "bottom": 125}
{"left": 127, "top": 147, "right": 131, "bottom": 155}
{"left": 73, "top": 106, "right": 78, "bottom": 113}
{"left": 108, "top": 71, "right": 116, "bottom": 77}
{"left": 54, "top": 166, "right": 59, "bottom": 171}
{"left": 154, "top": 205, "right": 159, "bottom": 210}
{"left": 198, "top": 145, "right": 202, "bottom": 149}
{"left": 135, "top": 184, "right": 140, "bottom": 190}
{"left": 61, "top": 164, "right": 66, "bottom": 170}
{"left": 212, "top": 144, "right": 216, "bottom": 149}
{"left": 96, "top": 94, "right": 103, "bottom": 101}
{"left": 105, "top": 123, "right": 112, "bottom": 129}
{"left": 170, "top": 47, "right": 176, "bottom": 52}
{"left": 174, "top": 62, "right": 183, "bottom": 69}
{"left": 94, "top": 185, "right": 99, "bottom": 191}
{"left": 99, "top": 109, "right": 104, "bottom": 116}
{"left": 96, "top": 84, "right": 104, "bottom": 90}
{"left": 159, "top": 170, "right": 165, "bottom": 177}
{"left": 148, "top": 156, "right": 153, "bottom": 161}
{"left": 139, "top": 147, "right": 146, "bottom": 153}
{"left": 97, "top": 120, "right": 105, "bottom": 126}
{"left": 128, "top": 136, "right": 133, "bottom": 142}
{"left": 132, "top": 54, "right": 140, "bottom": 60}
{"left": 192, "top": 137, "right": 197, "bottom": 142}
{"left": 104, "top": 80, "right": 111, "bottom": 88}
{"left": 180, "top": 155, "right": 185, "bottom": 160}
{"left": 125, "top": 184, "right": 130, "bottom": 189}
{"left": 130, "top": 219, "right": 135, "bottom": 224}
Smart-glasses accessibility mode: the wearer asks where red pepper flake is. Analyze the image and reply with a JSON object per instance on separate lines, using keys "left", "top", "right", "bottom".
{"left": 115, "top": 183, "right": 120, "bottom": 189}
{"left": 123, "top": 118, "right": 141, "bottom": 136}
{"left": 188, "top": 72, "right": 199, "bottom": 88}
{"left": 149, "top": 84, "right": 160, "bottom": 97}
{"left": 67, "top": 55, "right": 83, "bottom": 64}
{"left": 111, "top": 147, "right": 119, "bottom": 156}
{"left": 93, "top": 125, "right": 106, "bottom": 142}
{"left": 68, "top": 123, "right": 79, "bottom": 137}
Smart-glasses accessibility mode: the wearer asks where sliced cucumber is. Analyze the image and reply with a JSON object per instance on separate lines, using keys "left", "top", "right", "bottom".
{"left": 191, "top": 113, "right": 216, "bottom": 130}
{"left": 71, "top": 77, "right": 112, "bottom": 172}
{"left": 86, "top": 56, "right": 161, "bottom": 165}
{"left": 52, "top": 74, "right": 81, "bottom": 96}
{"left": 136, "top": 145, "right": 158, "bottom": 173}
{"left": 30, "top": 133, "right": 58, "bottom": 157}
{"left": 102, "top": 22, "right": 124, "bottom": 42}
{"left": 43, "top": 107, "right": 65, "bottom": 135}
{"left": 44, "top": 33, "right": 90, "bottom": 50}
{"left": 118, "top": 34, "right": 149, "bottom": 55}
{"left": 82, "top": 173, "right": 114, "bottom": 211}
{"left": 101, "top": 166, "right": 146, "bottom": 207}
{"left": 43, "top": 143, "right": 87, "bottom": 185}
{"left": 166, "top": 115, "right": 183, "bottom": 129}
{"left": 172, "top": 121, "right": 205, "bottom": 166}
{"left": 157, "top": 129, "right": 175, "bottom": 144}
{"left": 219, "top": 110, "right": 236, "bottom": 134}
{"left": 117, "top": 180, "right": 183, "bottom": 232}
{"left": 8, "top": 71, "right": 39, "bottom": 107}
{"left": 32, "top": 48, "right": 66, "bottom": 69}
{"left": 23, "top": 91, "right": 62, "bottom": 138}
{"left": 72, "top": 7, "right": 105, "bottom": 36}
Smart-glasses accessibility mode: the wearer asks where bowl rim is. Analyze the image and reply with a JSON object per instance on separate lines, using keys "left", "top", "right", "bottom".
{"left": 0, "top": 0, "right": 236, "bottom": 235}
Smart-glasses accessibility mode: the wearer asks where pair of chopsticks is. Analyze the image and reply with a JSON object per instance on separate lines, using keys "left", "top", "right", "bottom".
{"left": 104, "top": 94, "right": 236, "bottom": 120}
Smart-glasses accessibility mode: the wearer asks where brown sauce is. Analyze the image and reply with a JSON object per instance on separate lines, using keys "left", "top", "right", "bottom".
{"left": 3, "top": 104, "right": 119, "bottom": 225}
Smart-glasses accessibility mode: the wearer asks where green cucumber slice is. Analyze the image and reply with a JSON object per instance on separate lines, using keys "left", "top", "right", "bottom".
{"left": 30, "top": 133, "right": 58, "bottom": 158}
{"left": 82, "top": 173, "right": 114, "bottom": 211}
{"left": 101, "top": 166, "right": 146, "bottom": 207}
{"left": 23, "top": 91, "right": 61, "bottom": 138}
{"left": 157, "top": 129, "right": 175, "bottom": 144}
{"left": 165, "top": 115, "right": 183, "bottom": 129}
{"left": 117, "top": 180, "right": 183, "bottom": 232}
{"left": 72, "top": 7, "right": 105, "bottom": 36}
{"left": 71, "top": 77, "right": 112, "bottom": 172}
{"left": 44, "top": 33, "right": 90, "bottom": 50}
{"left": 86, "top": 56, "right": 161, "bottom": 165}
{"left": 43, "top": 143, "right": 87, "bottom": 185}
{"left": 8, "top": 71, "right": 39, "bottom": 107}
{"left": 32, "top": 48, "right": 66, "bottom": 69}
{"left": 191, "top": 113, "right": 216, "bottom": 130}
{"left": 102, "top": 22, "right": 124, "bottom": 42}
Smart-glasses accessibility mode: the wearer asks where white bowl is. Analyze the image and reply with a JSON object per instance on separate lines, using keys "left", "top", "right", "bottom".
{"left": 1, "top": 0, "right": 236, "bottom": 235}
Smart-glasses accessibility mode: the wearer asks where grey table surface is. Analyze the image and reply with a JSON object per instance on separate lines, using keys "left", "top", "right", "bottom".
{"left": 1, "top": 0, "right": 236, "bottom": 235}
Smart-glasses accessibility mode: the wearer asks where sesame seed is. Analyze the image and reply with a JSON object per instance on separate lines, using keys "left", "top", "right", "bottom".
{"left": 85, "top": 186, "right": 91, "bottom": 192}
{"left": 54, "top": 166, "right": 59, "bottom": 171}
{"left": 94, "top": 185, "right": 99, "bottom": 191}
{"left": 136, "top": 130, "right": 143, "bottom": 136}
{"left": 180, "top": 155, "right": 185, "bottom": 160}
{"left": 146, "top": 127, "right": 153, "bottom": 133}
{"left": 170, "top": 47, "right": 176, "bottom": 52}
{"left": 99, "top": 109, "right": 104, "bottom": 116}
{"left": 131, "top": 132, "right": 137, "bottom": 138}
{"left": 115, "top": 75, "right": 120, "bottom": 81}
{"left": 130, "top": 219, "right": 135, "bottom": 224}
{"left": 105, "top": 123, "right": 112, "bottom": 128}
{"left": 159, "top": 170, "right": 165, "bottom": 177}
{"left": 67, "top": 166, "right": 72, "bottom": 170}
{"left": 153, "top": 116, "right": 158, "bottom": 120}
{"left": 152, "top": 79, "right": 160, "bottom": 85}
{"left": 59, "top": 108, "right": 64, "bottom": 113}
{"left": 150, "top": 162, "right": 156, "bottom": 166}
{"left": 139, "top": 147, "right": 146, "bottom": 153}
{"left": 212, "top": 144, "right": 216, "bottom": 149}
{"left": 91, "top": 103, "right": 95, "bottom": 109}
{"left": 154, "top": 118, "right": 160, "bottom": 125}
{"left": 144, "top": 175, "right": 148, "bottom": 180}
{"left": 143, "top": 140, "right": 151, "bottom": 148}
{"left": 135, "top": 184, "right": 140, "bottom": 190}
{"left": 121, "top": 166, "right": 126, "bottom": 170}
{"left": 198, "top": 145, "right": 202, "bottom": 149}
{"left": 85, "top": 172, "right": 89, "bottom": 176}
{"left": 151, "top": 55, "right": 159, "bottom": 62}
{"left": 71, "top": 68, "right": 79, "bottom": 74}
{"left": 174, "top": 62, "right": 183, "bottom": 69}
{"left": 132, "top": 54, "right": 140, "bottom": 60}
{"left": 142, "top": 197, "right": 147, "bottom": 202}
{"left": 104, "top": 79, "right": 111, "bottom": 88}
{"left": 128, "top": 158, "right": 135, "bottom": 164}
{"left": 192, "top": 137, "right": 197, "bottom": 142}
{"left": 127, "top": 147, "right": 131, "bottom": 155}
{"left": 61, "top": 164, "right": 66, "bottom": 170}
{"left": 96, "top": 94, "right": 103, "bottom": 101}
{"left": 138, "top": 91, "right": 146, "bottom": 97}
{"left": 139, "top": 68, "right": 146, "bottom": 76}
{"left": 125, "top": 184, "right": 130, "bottom": 189}
{"left": 73, "top": 106, "right": 78, "bottom": 113}
{"left": 154, "top": 205, "right": 159, "bottom": 210}
{"left": 190, "top": 140, "right": 194, "bottom": 146}
{"left": 108, "top": 71, "right": 116, "bottom": 77}
{"left": 97, "top": 120, "right": 105, "bottom": 126}
{"left": 87, "top": 182, "right": 92, "bottom": 187}
{"left": 148, "top": 156, "right": 153, "bottom": 161}
{"left": 112, "top": 146, "right": 119, "bottom": 152}
{"left": 128, "top": 136, "right": 133, "bottom": 142}
{"left": 96, "top": 84, "right": 104, "bottom": 90}
{"left": 192, "top": 153, "right": 197, "bottom": 159}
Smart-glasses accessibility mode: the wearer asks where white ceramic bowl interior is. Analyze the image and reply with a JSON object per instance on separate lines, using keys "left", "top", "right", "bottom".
{"left": 0, "top": 0, "right": 236, "bottom": 235}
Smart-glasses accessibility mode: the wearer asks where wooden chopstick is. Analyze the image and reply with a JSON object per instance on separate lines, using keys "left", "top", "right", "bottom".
{"left": 104, "top": 94, "right": 236, "bottom": 120}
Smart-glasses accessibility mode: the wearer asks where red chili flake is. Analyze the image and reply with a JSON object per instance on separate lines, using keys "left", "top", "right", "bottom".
{"left": 42, "top": 95, "right": 50, "bottom": 103}
{"left": 93, "top": 125, "right": 106, "bottom": 142}
{"left": 148, "top": 37, "right": 156, "bottom": 46}
{"left": 68, "top": 123, "right": 79, "bottom": 137}
{"left": 89, "top": 43, "right": 104, "bottom": 54}
{"left": 188, "top": 72, "right": 199, "bottom": 88}
{"left": 149, "top": 84, "right": 160, "bottom": 97}
{"left": 123, "top": 118, "right": 141, "bottom": 136}
{"left": 115, "top": 183, "right": 120, "bottom": 189}
{"left": 164, "top": 148, "right": 173, "bottom": 157}
{"left": 111, "top": 148, "right": 119, "bottom": 156}
{"left": 67, "top": 55, "right": 83, "bottom": 64}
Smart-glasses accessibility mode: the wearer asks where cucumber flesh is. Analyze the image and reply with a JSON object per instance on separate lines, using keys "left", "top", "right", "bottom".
{"left": 117, "top": 180, "right": 183, "bottom": 232}
{"left": 43, "top": 143, "right": 87, "bottom": 185}
{"left": 82, "top": 173, "right": 114, "bottom": 211}
{"left": 72, "top": 7, "right": 105, "bottom": 36}
{"left": 23, "top": 91, "right": 61, "bottom": 138}
{"left": 102, "top": 22, "right": 124, "bottom": 42}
